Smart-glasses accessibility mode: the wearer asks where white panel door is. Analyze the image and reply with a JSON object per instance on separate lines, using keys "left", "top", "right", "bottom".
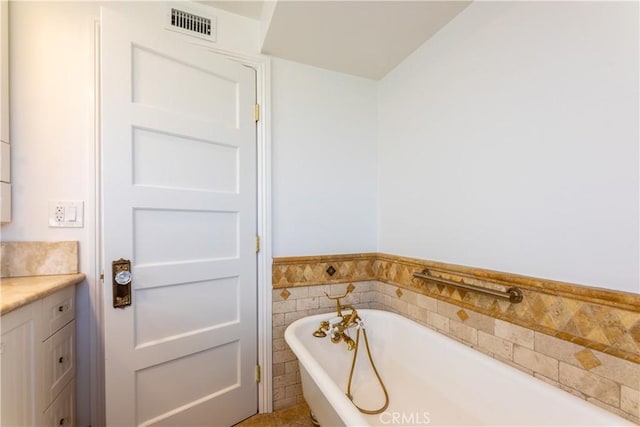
{"left": 101, "top": 8, "right": 257, "bottom": 426}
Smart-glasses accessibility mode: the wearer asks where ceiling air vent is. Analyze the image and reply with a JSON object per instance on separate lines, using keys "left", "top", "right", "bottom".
{"left": 167, "top": 7, "right": 217, "bottom": 42}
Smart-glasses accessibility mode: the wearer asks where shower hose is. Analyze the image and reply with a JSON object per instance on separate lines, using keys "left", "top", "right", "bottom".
{"left": 346, "top": 322, "right": 389, "bottom": 415}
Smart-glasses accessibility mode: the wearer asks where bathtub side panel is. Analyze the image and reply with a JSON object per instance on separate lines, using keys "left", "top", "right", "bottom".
{"left": 300, "top": 366, "right": 345, "bottom": 427}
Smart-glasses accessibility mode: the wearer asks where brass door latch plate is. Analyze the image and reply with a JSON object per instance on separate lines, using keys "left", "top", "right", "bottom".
{"left": 112, "top": 258, "right": 132, "bottom": 308}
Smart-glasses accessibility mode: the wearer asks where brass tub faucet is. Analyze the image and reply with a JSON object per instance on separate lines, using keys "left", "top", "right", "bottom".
{"left": 312, "top": 290, "right": 360, "bottom": 351}
{"left": 310, "top": 286, "right": 390, "bottom": 414}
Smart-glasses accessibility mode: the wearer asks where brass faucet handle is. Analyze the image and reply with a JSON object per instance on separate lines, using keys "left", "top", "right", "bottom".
{"left": 313, "top": 329, "right": 327, "bottom": 338}
{"left": 328, "top": 316, "right": 344, "bottom": 329}
{"left": 312, "top": 320, "right": 330, "bottom": 338}
{"left": 344, "top": 335, "right": 356, "bottom": 351}
{"left": 323, "top": 290, "right": 351, "bottom": 301}
{"left": 324, "top": 289, "right": 354, "bottom": 316}
{"left": 343, "top": 309, "right": 358, "bottom": 326}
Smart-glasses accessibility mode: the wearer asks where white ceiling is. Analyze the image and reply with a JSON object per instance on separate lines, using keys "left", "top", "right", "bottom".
{"left": 201, "top": 1, "right": 472, "bottom": 80}
{"left": 200, "top": 1, "right": 265, "bottom": 20}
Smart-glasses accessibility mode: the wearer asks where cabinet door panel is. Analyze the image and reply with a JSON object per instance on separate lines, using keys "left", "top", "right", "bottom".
{"left": 1, "top": 305, "right": 37, "bottom": 426}
{"left": 0, "top": 179, "right": 10, "bottom": 222}
{"left": 0, "top": 141, "right": 9, "bottom": 182}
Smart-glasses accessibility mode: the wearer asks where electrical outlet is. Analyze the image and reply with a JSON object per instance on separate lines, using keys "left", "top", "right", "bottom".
{"left": 48, "top": 200, "right": 84, "bottom": 228}
{"left": 55, "top": 205, "right": 65, "bottom": 223}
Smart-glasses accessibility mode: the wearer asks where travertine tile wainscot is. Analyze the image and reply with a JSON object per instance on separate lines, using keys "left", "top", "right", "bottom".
{"left": 272, "top": 253, "right": 640, "bottom": 423}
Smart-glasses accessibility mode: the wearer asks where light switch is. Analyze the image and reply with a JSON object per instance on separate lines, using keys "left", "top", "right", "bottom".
{"left": 65, "top": 206, "right": 77, "bottom": 222}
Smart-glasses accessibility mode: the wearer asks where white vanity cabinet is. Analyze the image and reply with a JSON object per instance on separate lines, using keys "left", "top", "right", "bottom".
{"left": 0, "top": 0, "right": 10, "bottom": 222}
{"left": 0, "top": 286, "right": 76, "bottom": 426}
{"left": 0, "top": 301, "right": 39, "bottom": 426}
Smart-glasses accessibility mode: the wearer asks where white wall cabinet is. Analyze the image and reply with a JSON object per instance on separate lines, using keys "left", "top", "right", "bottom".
{"left": 1, "top": 286, "right": 76, "bottom": 426}
{"left": 0, "top": 0, "right": 10, "bottom": 222}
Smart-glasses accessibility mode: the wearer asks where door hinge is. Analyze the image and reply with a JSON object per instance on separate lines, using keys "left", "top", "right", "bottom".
{"left": 100, "top": 272, "right": 104, "bottom": 280}
{"left": 255, "top": 364, "right": 261, "bottom": 383}
{"left": 254, "top": 104, "right": 260, "bottom": 122}
{"left": 256, "top": 235, "right": 260, "bottom": 253}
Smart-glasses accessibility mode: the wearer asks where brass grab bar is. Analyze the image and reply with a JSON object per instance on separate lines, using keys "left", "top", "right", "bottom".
{"left": 413, "top": 270, "right": 523, "bottom": 304}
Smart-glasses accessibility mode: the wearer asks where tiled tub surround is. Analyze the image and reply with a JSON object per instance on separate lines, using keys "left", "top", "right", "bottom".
{"left": 272, "top": 254, "right": 640, "bottom": 423}
{"left": 272, "top": 281, "right": 377, "bottom": 410}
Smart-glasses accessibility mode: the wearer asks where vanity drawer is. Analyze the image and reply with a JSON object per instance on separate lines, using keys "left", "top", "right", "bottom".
{"left": 42, "top": 320, "right": 75, "bottom": 408}
{"left": 41, "top": 286, "right": 75, "bottom": 341}
{"left": 43, "top": 378, "right": 75, "bottom": 427}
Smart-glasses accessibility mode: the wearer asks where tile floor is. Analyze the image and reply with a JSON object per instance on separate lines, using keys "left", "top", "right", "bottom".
{"left": 234, "top": 402, "right": 315, "bottom": 427}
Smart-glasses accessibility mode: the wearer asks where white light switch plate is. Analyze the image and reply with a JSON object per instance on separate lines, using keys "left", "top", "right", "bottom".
{"left": 48, "top": 200, "right": 84, "bottom": 228}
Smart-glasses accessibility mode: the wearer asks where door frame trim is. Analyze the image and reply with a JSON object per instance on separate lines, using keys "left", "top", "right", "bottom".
{"left": 203, "top": 45, "right": 273, "bottom": 414}
{"left": 90, "top": 27, "right": 273, "bottom": 426}
{"left": 211, "top": 48, "right": 274, "bottom": 415}
{"left": 90, "top": 20, "right": 105, "bottom": 427}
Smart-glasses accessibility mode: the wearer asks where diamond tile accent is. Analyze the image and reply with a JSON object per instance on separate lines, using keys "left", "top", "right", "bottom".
{"left": 273, "top": 252, "right": 640, "bottom": 363}
{"left": 574, "top": 349, "right": 602, "bottom": 371}
{"left": 571, "top": 305, "right": 596, "bottom": 337}
{"left": 457, "top": 309, "right": 469, "bottom": 322}
{"left": 396, "top": 288, "right": 403, "bottom": 298}
{"left": 280, "top": 289, "right": 291, "bottom": 300}
{"left": 272, "top": 254, "right": 375, "bottom": 287}
{"left": 303, "top": 266, "right": 315, "bottom": 281}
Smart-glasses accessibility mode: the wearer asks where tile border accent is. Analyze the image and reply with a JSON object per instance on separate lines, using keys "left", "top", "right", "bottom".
{"left": 272, "top": 253, "right": 375, "bottom": 288}
{"left": 376, "top": 253, "right": 639, "bottom": 312}
{"left": 273, "top": 253, "right": 640, "bottom": 363}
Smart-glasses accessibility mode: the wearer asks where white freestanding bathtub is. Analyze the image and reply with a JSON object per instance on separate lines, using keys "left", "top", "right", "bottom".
{"left": 285, "top": 309, "right": 632, "bottom": 427}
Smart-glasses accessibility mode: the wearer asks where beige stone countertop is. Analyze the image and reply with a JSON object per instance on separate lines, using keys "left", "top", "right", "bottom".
{"left": 0, "top": 273, "right": 85, "bottom": 316}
